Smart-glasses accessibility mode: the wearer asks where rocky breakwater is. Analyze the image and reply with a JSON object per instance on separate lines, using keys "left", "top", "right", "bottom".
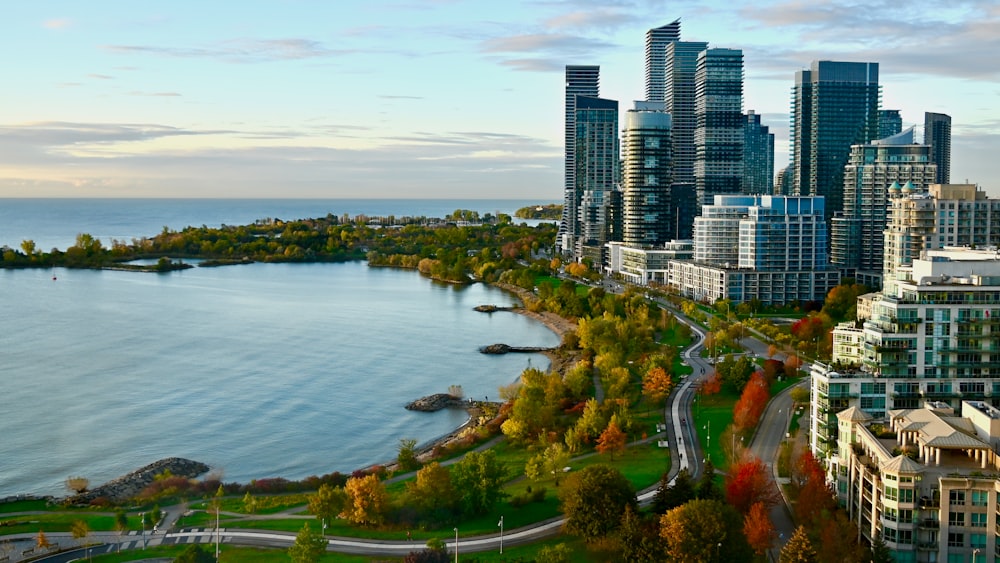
{"left": 405, "top": 393, "right": 467, "bottom": 412}
{"left": 479, "top": 343, "right": 553, "bottom": 354}
{"left": 69, "top": 457, "right": 211, "bottom": 504}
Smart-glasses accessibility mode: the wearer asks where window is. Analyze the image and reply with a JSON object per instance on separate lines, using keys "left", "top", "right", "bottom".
{"left": 950, "top": 490, "right": 966, "bottom": 506}
{"left": 948, "top": 511, "right": 965, "bottom": 526}
{"left": 970, "top": 532, "right": 986, "bottom": 549}
{"left": 972, "top": 490, "right": 988, "bottom": 507}
{"left": 886, "top": 486, "right": 898, "bottom": 501}
{"left": 947, "top": 531, "right": 964, "bottom": 547}
{"left": 971, "top": 513, "right": 987, "bottom": 527}
{"left": 900, "top": 488, "right": 915, "bottom": 503}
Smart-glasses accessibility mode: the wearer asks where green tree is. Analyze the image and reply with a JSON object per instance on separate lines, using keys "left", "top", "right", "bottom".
{"left": 559, "top": 464, "right": 637, "bottom": 540}
{"left": 287, "top": 523, "right": 327, "bottom": 563}
{"left": 397, "top": 438, "right": 421, "bottom": 471}
{"left": 618, "top": 504, "right": 663, "bottom": 563}
{"left": 174, "top": 543, "right": 215, "bottom": 563}
{"left": 697, "top": 458, "right": 722, "bottom": 500}
{"left": 535, "top": 543, "right": 573, "bottom": 563}
{"left": 652, "top": 468, "right": 695, "bottom": 513}
{"left": 307, "top": 483, "right": 347, "bottom": 524}
{"left": 869, "top": 531, "right": 892, "bottom": 563}
{"left": 451, "top": 450, "right": 507, "bottom": 517}
{"left": 242, "top": 491, "right": 257, "bottom": 514}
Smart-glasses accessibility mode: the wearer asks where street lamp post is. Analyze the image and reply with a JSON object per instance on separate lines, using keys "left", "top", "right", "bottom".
{"left": 974, "top": 548, "right": 980, "bottom": 563}
{"left": 140, "top": 512, "right": 146, "bottom": 550}
{"left": 215, "top": 504, "right": 220, "bottom": 561}
{"left": 498, "top": 516, "right": 504, "bottom": 554}
{"left": 453, "top": 528, "right": 459, "bottom": 563}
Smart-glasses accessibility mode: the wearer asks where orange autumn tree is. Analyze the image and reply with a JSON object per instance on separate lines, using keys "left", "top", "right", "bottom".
{"left": 733, "top": 372, "right": 769, "bottom": 431}
{"left": 596, "top": 417, "right": 627, "bottom": 461}
{"left": 725, "top": 456, "right": 781, "bottom": 515}
{"left": 642, "top": 366, "right": 674, "bottom": 409}
{"left": 743, "top": 501, "right": 776, "bottom": 556}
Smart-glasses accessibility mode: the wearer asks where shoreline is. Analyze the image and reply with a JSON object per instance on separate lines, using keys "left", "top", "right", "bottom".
{"left": 384, "top": 282, "right": 577, "bottom": 469}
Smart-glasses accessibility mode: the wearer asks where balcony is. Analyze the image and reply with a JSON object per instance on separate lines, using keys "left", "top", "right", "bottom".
{"left": 917, "top": 519, "right": 939, "bottom": 529}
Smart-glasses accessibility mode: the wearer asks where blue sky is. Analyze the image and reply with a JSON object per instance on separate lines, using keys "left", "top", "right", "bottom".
{"left": 2, "top": 0, "right": 997, "bottom": 200}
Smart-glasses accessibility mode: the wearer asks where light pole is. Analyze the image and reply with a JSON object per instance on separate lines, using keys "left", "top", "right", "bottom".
{"left": 322, "top": 518, "right": 327, "bottom": 536}
{"left": 704, "top": 420, "right": 711, "bottom": 457}
{"left": 215, "top": 503, "right": 220, "bottom": 561}
{"left": 498, "top": 516, "right": 504, "bottom": 554}
{"left": 140, "top": 512, "right": 146, "bottom": 550}
{"left": 453, "top": 527, "right": 459, "bottom": 563}
{"left": 974, "top": 548, "right": 980, "bottom": 563}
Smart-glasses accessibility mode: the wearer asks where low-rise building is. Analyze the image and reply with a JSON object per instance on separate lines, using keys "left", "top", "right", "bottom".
{"left": 831, "top": 401, "right": 1000, "bottom": 562}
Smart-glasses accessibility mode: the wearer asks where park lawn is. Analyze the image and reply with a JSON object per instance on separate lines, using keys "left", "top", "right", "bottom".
{"left": 0, "top": 513, "right": 118, "bottom": 535}
{"left": 770, "top": 373, "right": 804, "bottom": 396}
{"left": 0, "top": 499, "right": 49, "bottom": 514}
{"left": 190, "top": 493, "right": 310, "bottom": 516}
{"left": 692, "top": 390, "right": 738, "bottom": 470}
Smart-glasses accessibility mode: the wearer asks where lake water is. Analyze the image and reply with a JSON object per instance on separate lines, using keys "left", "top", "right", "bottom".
{"left": 0, "top": 199, "right": 558, "bottom": 497}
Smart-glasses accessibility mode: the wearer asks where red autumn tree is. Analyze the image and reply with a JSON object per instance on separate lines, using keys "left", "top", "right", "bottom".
{"left": 743, "top": 501, "right": 776, "bottom": 556}
{"left": 794, "top": 454, "right": 838, "bottom": 528}
{"left": 732, "top": 372, "right": 769, "bottom": 432}
{"left": 790, "top": 449, "right": 826, "bottom": 492}
{"left": 725, "top": 456, "right": 781, "bottom": 515}
{"left": 699, "top": 372, "right": 722, "bottom": 396}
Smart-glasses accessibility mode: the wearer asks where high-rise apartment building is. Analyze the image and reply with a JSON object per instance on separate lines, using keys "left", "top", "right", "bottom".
{"left": 668, "top": 195, "right": 839, "bottom": 304}
{"left": 878, "top": 109, "right": 903, "bottom": 139}
{"left": 791, "top": 60, "right": 881, "bottom": 220}
{"left": 560, "top": 65, "right": 600, "bottom": 253}
{"left": 621, "top": 101, "right": 673, "bottom": 247}
{"left": 664, "top": 41, "right": 709, "bottom": 188}
{"left": 573, "top": 96, "right": 619, "bottom": 258}
{"left": 883, "top": 184, "right": 1000, "bottom": 289}
{"left": 694, "top": 48, "right": 744, "bottom": 210}
{"left": 924, "top": 112, "right": 952, "bottom": 185}
{"left": 830, "top": 128, "right": 936, "bottom": 287}
{"left": 644, "top": 20, "right": 681, "bottom": 104}
{"left": 743, "top": 111, "right": 774, "bottom": 195}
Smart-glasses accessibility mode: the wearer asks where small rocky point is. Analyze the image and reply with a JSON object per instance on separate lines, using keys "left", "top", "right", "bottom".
{"left": 405, "top": 393, "right": 466, "bottom": 412}
{"left": 69, "top": 457, "right": 210, "bottom": 504}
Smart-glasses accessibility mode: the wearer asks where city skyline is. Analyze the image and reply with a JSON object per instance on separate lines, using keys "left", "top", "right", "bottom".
{"left": 2, "top": 0, "right": 997, "bottom": 199}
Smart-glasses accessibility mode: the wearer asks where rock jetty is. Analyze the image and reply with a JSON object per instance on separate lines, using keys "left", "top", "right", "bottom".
{"left": 405, "top": 393, "right": 466, "bottom": 412}
{"left": 70, "top": 457, "right": 210, "bottom": 503}
{"left": 479, "top": 343, "right": 553, "bottom": 354}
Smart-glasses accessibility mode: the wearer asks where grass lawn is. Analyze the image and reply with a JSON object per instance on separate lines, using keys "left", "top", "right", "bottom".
{"left": 691, "top": 390, "right": 738, "bottom": 470}
{"left": 0, "top": 513, "right": 122, "bottom": 535}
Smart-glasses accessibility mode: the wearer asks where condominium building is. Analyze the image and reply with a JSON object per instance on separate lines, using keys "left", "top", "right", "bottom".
{"left": 879, "top": 109, "right": 903, "bottom": 140}
{"left": 573, "top": 96, "right": 620, "bottom": 257}
{"left": 621, "top": 101, "right": 673, "bottom": 247}
{"left": 811, "top": 249, "right": 1000, "bottom": 459}
{"left": 830, "top": 401, "right": 1000, "bottom": 562}
{"left": 694, "top": 48, "right": 744, "bottom": 210}
{"left": 743, "top": 111, "right": 774, "bottom": 195}
{"left": 644, "top": 20, "right": 681, "bottom": 104}
{"left": 924, "top": 113, "right": 952, "bottom": 185}
{"left": 791, "top": 60, "right": 882, "bottom": 220}
{"left": 664, "top": 40, "right": 709, "bottom": 188}
{"left": 668, "top": 195, "right": 839, "bottom": 304}
{"left": 883, "top": 184, "right": 1000, "bottom": 290}
{"left": 606, "top": 240, "right": 693, "bottom": 285}
{"left": 830, "top": 128, "right": 937, "bottom": 287}
{"left": 559, "top": 65, "right": 601, "bottom": 253}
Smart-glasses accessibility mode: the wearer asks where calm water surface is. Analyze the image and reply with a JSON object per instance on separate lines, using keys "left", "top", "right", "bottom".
{"left": 0, "top": 199, "right": 557, "bottom": 497}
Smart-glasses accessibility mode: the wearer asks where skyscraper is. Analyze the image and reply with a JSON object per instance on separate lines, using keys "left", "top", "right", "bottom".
{"left": 622, "top": 101, "right": 673, "bottom": 247}
{"left": 878, "top": 109, "right": 902, "bottom": 139}
{"left": 664, "top": 41, "right": 708, "bottom": 188}
{"left": 829, "top": 128, "right": 936, "bottom": 287}
{"left": 644, "top": 20, "right": 681, "bottom": 103}
{"left": 573, "top": 96, "right": 619, "bottom": 257}
{"left": 560, "top": 65, "right": 600, "bottom": 253}
{"left": 743, "top": 111, "right": 774, "bottom": 195}
{"left": 924, "top": 112, "right": 952, "bottom": 184}
{"left": 791, "top": 60, "right": 881, "bottom": 220}
{"left": 694, "top": 48, "right": 744, "bottom": 209}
